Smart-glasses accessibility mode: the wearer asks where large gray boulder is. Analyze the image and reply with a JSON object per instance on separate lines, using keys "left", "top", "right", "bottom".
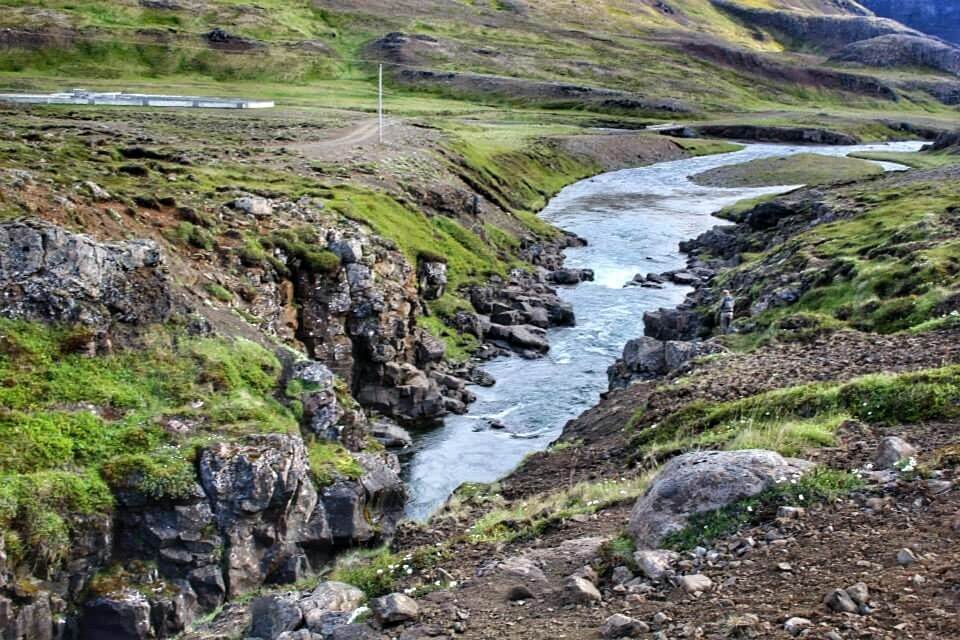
{"left": 607, "top": 338, "right": 725, "bottom": 390}
{"left": 629, "top": 450, "right": 813, "bottom": 549}
{"left": 0, "top": 220, "right": 171, "bottom": 326}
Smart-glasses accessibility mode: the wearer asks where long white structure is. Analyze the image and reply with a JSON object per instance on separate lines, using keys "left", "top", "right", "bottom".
{"left": 0, "top": 89, "right": 275, "bottom": 109}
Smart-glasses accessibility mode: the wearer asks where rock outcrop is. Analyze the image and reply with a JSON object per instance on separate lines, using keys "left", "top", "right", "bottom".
{"left": 830, "top": 34, "right": 960, "bottom": 76}
{"left": 608, "top": 337, "right": 726, "bottom": 389}
{"left": 629, "top": 450, "right": 813, "bottom": 549}
{"left": 859, "top": 0, "right": 960, "bottom": 46}
{"left": 0, "top": 220, "right": 172, "bottom": 327}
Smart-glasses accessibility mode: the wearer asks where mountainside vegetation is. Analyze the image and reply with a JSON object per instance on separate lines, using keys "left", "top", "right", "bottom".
{"left": 0, "top": 0, "right": 958, "bottom": 638}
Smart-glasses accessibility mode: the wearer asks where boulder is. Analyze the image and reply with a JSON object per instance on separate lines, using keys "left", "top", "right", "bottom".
{"left": 486, "top": 324, "right": 549, "bottom": 353}
{"left": 663, "top": 340, "right": 725, "bottom": 371}
{"left": 824, "top": 588, "right": 858, "bottom": 614}
{"left": 563, "top": 576, "right": 602, "bottom": 604}
{"left": 198, "top": 434, "right": 331, "bottom": 595}
{"left": 629, "top": 450, "right": 813, "bottom": 549}
{"left": 233, "top": 196, "right": 273, "bottom": 217}
{"left": 784, "top": 617, "right": 813, "bottom": 637}
{"left": 677, "top": 574, "right": 713, "bottom": 594}
{"left": 370, "top": 593, "right": 419, "bottom": 625}
{"left": 633, "top": 549, "right": 680, "bottom": 581}
{"left": 369, "top": 419, "right": 413, "bottom": 449}
{"left": 417, "top": 261, "right": 447, "bottom": 300}
{"left": 0, "top": 220, "right": 172, "bottom": 327}
{"left": 601, "top": 613, "right": 649, "bottom": 638}
{"left": 874, "top": 436, "right": 916, "bottom": 469}
{"left": 249, "top": 593, "right": 303, "bottom": 639}
{"left": 642, "top": 307, "right": 700, "bottom": 341}
{"left": 80, "top": 591, "right": 152, "bottom": 640}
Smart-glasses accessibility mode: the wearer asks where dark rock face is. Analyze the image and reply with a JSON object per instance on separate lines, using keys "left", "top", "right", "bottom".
{"left": 198, "top": 434, "right": 330, "bottom": 597}
{"left": 830, "top": 34, "right": 960, "bottom": 76}
{"left": 860, "top": 0, "right": 960, "bottom": 45}
{"left": 290, "top": 229, "right": 448, "bottom": 426}
{"left": 642, "top": 306, "right": 701, "bottom": 342}
{"left": 80, "top": 592, "right": 153, "bottom": 640}
{"left": 0, "top": 220, "right": 172, "bottom": 327}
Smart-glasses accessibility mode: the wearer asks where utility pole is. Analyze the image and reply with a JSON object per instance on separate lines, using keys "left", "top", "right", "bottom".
{"left": 378, "top": 63, "right": 384, "bottom": 144}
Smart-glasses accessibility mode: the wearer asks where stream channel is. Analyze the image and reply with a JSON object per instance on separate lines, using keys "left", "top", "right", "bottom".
{"left": 402, "top": 139, "right": 924, "bottom": 521}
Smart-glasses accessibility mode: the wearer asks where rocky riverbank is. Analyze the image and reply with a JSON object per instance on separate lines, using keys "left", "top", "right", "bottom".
{"left": 0, "top": 100, "right": 728, "bottom": 639}
{"left": 196, "top": 139, "right": 960, "bottom": 640}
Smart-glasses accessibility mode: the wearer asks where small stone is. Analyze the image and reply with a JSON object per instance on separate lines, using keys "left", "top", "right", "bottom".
{"left": 845, "top": 582, "right": 869, "bottom": 607}
{"left": 777, "top": 506, "right": 805, "bottom": 519}
{"left": 571, "top": 565, "right": 598, "bottom": 584}
{"left": 874, "top": 436, "right": 916, "bottom": 469}
{"left": 897, "top": 548, "right": 919, "bottom": 567}
{"left": 652, "top": 612, "right": 671, "bottom": 627}
{"left": 233, "top": 196, "right": 273, "bottom": 217}
{"left": 82, "top": 180, "right": 112, "bottom": 201}
{"left": 784, "top": 617, "right": 813, "bottom": 636}
{"left": 634, "top": 549, "right": 680, "bottom": 581}
{"left": 777, "top": 563, "right": 793, "bottom": 572}
{"left": 564, "top": 576, "right": 602, "bottom": 604}
{"left": 912, "top": 574, "right": 926, "bottom": 586}
{"left": 611, "top": 566, "right": 634, "bottom": 586}
{"left": 506, "top": 585, "right": 535, "bottom": 602}
{"left": 370, "top": 593, "right": 419, "bottom": 625}
{"left": 601, "top": 613, "right": 649, "bottom": 638}
{"left": 824, "top": 589, "right": 858, "bottom": 613}
{"left": 678, "top": 574, "right": 713, "bottom": 594}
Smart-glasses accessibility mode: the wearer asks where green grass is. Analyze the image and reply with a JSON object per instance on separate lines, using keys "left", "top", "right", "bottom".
{"left": 717, "top": 176, "right": 960, "bottom": 335}
{"left": 0, "top": 318, "right": 299, "bottom": 574}
{"left": 307, "top": 440, "right": 363, "bottom": 487}
{"left": 663, "top": 468, "right": 863, "bottom": 551}
{"left": 464, "top": 472, "right": 654, "bottom": 544}
{"left": 691, "top": 153, "right": 883, "bottom": 188}
{"left": 634, "top": 365, "right": 960, "bottom": 455}
{"left": 671, "top": 138, "right": 745, "bottom": 157}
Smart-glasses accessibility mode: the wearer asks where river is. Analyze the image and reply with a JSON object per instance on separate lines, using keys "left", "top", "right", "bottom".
{"left": 402, "top": 139, "right": 924, "bottom": 521}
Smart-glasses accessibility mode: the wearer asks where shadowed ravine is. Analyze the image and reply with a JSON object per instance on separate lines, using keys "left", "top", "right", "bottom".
{"left": 402, "top": 139, "right": 924, "bottom": 521}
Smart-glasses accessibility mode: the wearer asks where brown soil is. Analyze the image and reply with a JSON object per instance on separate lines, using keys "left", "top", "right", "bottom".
{"left": 503, "top": 328, "right": 960, "bottom": 501}
{"left": 399, "top": 419, "right": 960, "bottom": 640}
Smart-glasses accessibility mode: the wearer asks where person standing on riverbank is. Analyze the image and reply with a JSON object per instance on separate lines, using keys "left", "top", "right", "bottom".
{"left": 719, "top": 289, "right": 735, "bottom": 335}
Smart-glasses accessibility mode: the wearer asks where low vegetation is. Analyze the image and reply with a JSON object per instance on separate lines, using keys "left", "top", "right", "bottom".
{"left": 633, "top": 365, "right": 960, "bottom": 456}
{"left": 0, "top": 318, "right": 298, "bottom": 573}
{"left": 691, "top": 153, "right": 884, "bottom": 188}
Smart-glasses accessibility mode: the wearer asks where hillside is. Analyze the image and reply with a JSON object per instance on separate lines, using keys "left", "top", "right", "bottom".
{"left": 860, "top": 0, "right": 960, "bottom": 45}
{"left": 0, "top": 0, "right": 959, "bottom": 639}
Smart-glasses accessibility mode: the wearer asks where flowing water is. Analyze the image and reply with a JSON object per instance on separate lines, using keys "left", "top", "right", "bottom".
{"left": 403, "top": 139, "right": 924, "bottom": 520}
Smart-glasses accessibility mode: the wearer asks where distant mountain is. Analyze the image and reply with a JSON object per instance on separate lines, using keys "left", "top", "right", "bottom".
{"left": 860, "top": 0, "right": 960, "bottom": 44}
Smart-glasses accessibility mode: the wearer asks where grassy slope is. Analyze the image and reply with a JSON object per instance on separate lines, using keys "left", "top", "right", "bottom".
{"left": 718, "top": 171, "right": 960, "bottom": 338}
